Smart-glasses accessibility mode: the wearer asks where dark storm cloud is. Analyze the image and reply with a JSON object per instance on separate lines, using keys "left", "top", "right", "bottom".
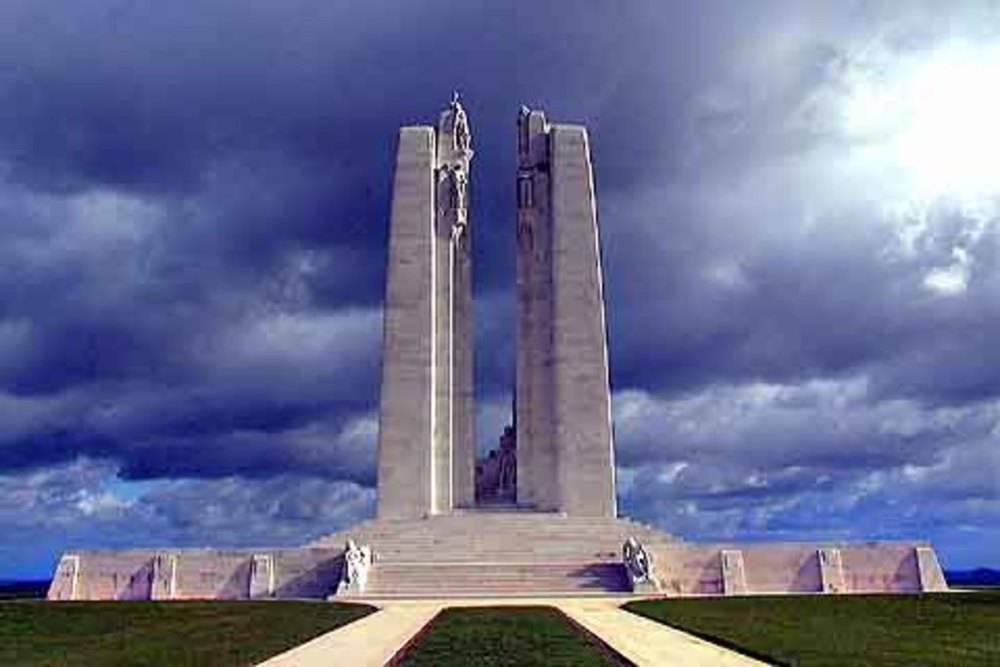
{"left": 1, "top": 0, "right": 714, "bottom": 476}
{"left": 0, "top": 0, "right": 998, "bottom": 574}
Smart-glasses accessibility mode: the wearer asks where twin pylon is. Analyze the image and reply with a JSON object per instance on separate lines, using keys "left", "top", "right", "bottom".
{"left": 377, "top": 99, "right": 616, "bottom": 519}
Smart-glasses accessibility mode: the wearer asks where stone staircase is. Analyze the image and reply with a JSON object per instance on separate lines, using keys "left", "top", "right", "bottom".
{"left": 360, "top": 561, "right": 630, "bottom": 597}
{"left": 309, "top": 511, "right": 676, "bottom": 597}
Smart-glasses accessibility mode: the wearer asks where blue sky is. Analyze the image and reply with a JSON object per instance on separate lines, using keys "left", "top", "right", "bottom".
{"left": 1, "top": 0, "right": 998, "bottom": 578}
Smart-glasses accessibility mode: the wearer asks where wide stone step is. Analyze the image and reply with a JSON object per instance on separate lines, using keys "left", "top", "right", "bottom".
{"left": 354, "top": 561, "right": 630, "bottom": 597}
{"left": 309, "top": 514, "right": 678, "bottom": 545}
{"left": 371, "top": 553, "right": 620, "bottom": 563}
{"left": 309, "top": 514, "right": 678, "bottom": 580}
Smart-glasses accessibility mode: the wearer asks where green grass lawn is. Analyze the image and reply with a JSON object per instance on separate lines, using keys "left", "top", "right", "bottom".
{"left": 626, "top": 592, "right": 1000, "bottom": 666}
{"left": 399, "top": 606, "right": 626, "bottom": 667}
{"left": 1, "top": 600, "right": 375, "bottom": 667}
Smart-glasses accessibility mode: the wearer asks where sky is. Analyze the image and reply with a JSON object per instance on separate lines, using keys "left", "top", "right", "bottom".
{"left": 1, "top": 0, "right": 999, "bottom": 579}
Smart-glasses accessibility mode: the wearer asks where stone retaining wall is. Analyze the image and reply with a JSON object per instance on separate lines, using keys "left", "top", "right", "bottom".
{"left": 649, "top": 541, "right": 946, "bottom": 596}
{"left": 47, "top": 548, "right": 342, "bottom": 601}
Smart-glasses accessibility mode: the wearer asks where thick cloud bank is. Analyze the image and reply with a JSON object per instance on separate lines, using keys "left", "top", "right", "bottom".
{"left": 0, "top": 0, "right": 998, "bottom": 576}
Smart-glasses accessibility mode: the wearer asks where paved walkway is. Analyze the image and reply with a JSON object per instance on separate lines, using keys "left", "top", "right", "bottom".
{"left": 558, "top": 598, "right": 765, "bottom": 666}
{"left": 255, "top": 601, "right": 441, "bottom": 666}
{"left": 256, "top": 597, "right": 766, "bottom": 667}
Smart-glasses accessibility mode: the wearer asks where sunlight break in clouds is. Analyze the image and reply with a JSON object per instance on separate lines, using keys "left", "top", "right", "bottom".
{"left": 839, "top": 40, "right": 1000, "bottom": 296}
{"left": 843, "top": 41, "right": 1000, "bottom": 204}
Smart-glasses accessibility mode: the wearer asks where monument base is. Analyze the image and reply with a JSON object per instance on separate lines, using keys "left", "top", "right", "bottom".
{"left": 48, "top": 513, "right": 947, "bottom": 600}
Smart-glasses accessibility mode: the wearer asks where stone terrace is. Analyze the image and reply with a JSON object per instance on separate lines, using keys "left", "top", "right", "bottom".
{"left": 310, "top": 511, "right": 678, "bottom": 597}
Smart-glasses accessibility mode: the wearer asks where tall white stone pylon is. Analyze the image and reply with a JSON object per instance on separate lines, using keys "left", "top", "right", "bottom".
{"left": 515, "top": 107, "right": 617, "bottom": 517}
{"left": 377, "top": 97, "right": 475, "bottom": 519}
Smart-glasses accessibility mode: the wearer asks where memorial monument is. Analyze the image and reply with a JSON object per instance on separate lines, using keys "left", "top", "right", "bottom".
{"left": 47, "top": 98, "right": 948, "bottom": 601}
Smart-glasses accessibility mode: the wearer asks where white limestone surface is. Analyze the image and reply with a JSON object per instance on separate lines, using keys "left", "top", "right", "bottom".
{"left": 549, "top": 123, "right": 616, "bottom": 517}
{"left": 377, "top": 126, "right": 437, "bottom": 520}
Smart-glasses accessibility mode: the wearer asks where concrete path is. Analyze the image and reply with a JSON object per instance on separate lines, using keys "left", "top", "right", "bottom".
{"left": 256, "top": 597, "right": 766, "bottom": 667}
{"left": 255, "top": 601, "right": 441, "bottom": 667}
{"left": 557, "top": 598, "right": 766, "bottom": 666}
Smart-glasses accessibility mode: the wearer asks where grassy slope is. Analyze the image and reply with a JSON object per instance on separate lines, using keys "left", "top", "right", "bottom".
{"left": 400, "top": 606, "right": 621, "bottom": 667}
{"left": 626, "top": 592, "right": 1000, "bottom": 667}
{"left": 1, "top": 600, "right": 374, "bottom": 667}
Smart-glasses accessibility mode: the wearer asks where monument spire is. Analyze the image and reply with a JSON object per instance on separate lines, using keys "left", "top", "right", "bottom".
{"left": 377, "top": 97, "right": 476, "bottom": 519}
{"left": 515, "top": 106, "right": 616, "bottom": 516}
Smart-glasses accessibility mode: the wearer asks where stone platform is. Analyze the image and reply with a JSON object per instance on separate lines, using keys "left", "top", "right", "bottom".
{"left": 311, "top": 511, "right": 677, "bottom": 597}
{"left": 47, "top": 511, "right": 947, "bottom": 600}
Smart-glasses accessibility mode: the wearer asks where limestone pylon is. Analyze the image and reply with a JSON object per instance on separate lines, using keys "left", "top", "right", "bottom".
{"left": 515, "top": 107, "right": 617, "bottom": 516}
{"left": 376, "top": 96, "right": 475, "bottom": 519}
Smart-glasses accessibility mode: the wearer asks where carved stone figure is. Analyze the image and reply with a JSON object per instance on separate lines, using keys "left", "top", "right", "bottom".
{"left": 474, "top": 425, "right": 517, "bottom": 503}
{"left": 438, "top": 166, "right": 454, "bottom": 210}
{"left": 343, "top": 538, "right": 373, "bottom": 593}
{"left": 438, "top": 167, "right": 467, "bottom": 216}
{"left": 623, "top": 536, "right": 652, "bottom": 585}
{"left": 450, "top": 91, "right": 472, "bottom": 155}
{"left": 452, "top": 218, "right": 466, "bottom": 244}
{"left": 475, "top": 450, "right": 500, "bottom": 502}
{"left": 455, "top": 169, "right": 467, "bottom": 213}
{"left": 497, "top": 425, "right": 516, "bottom": 499}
